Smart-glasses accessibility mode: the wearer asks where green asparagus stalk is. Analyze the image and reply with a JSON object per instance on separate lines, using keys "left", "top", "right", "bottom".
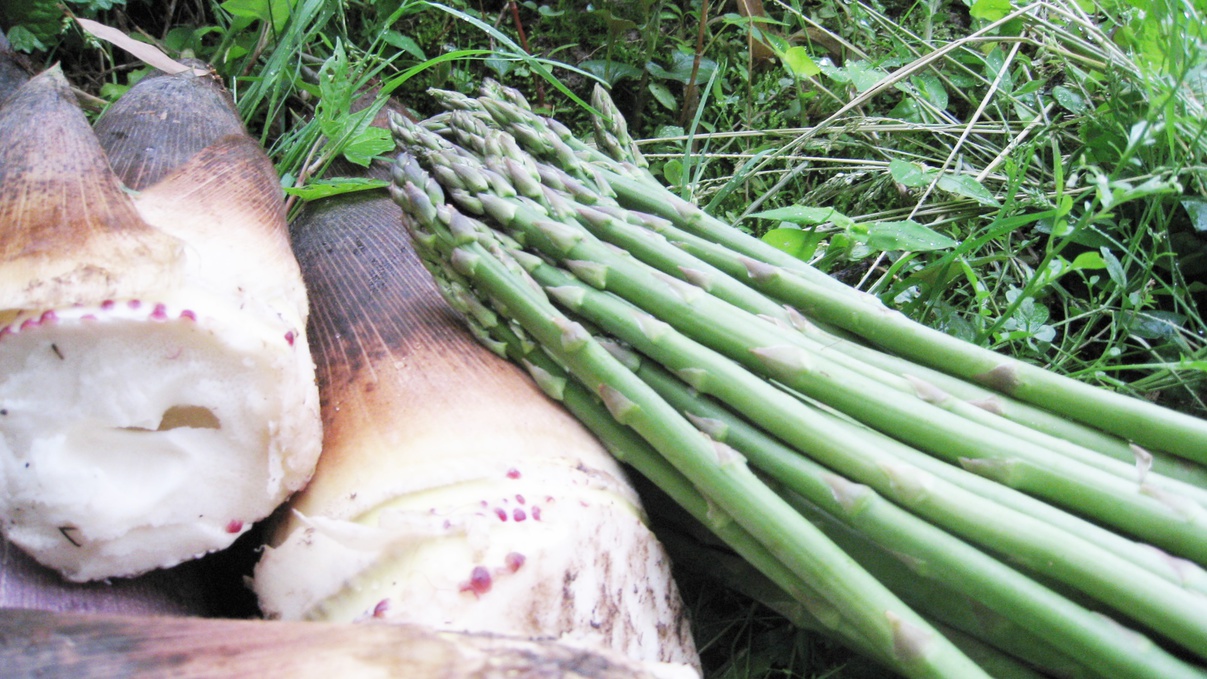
{"left": 420, "top": 106, "right": 1207, "bottom": 520}
{"left": 388, "top": 154, "right": 993, "bottom": 679}
{"left": 516, "top": 255, "right": 1207, "bottom": 660}
{"left": 624, "top": 353, "right": 1205, "bottom": 678}
{"left": 454, "top": 86, "right": 1207, "bottom": 465}
{"left": 403, "top": 124, "right": 1207, "bottom": 564}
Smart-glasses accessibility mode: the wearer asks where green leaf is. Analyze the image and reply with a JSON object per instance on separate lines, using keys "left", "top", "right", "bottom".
{"left": 1181, "top": 197, "right": 1207, "bottom": 233}
{"left": 381, "top": 31, "right": 425, "bottom": 59}
{"left": 1069, "top": 250, "right": 1107, "bottom": 271}
{"left": 646, "top": 51, "right": 717, "bottom": 85}
{"left": 1122, "top": 310, "right": 1186, "bottom": 340}
{"left": 888, "top": 158, "right": 933, "bottom": 187}
{"left": 912, "top": 73, "right": 948, "bottom": 110}
{"left": 865, "top": 220, "right": 957, "bottom": 252}
{"left": 843, "top": 61, "right": 888, "bottom": 92}
{"left": 341, "top": 126, "right": 394, "bottom": 166}
{"left": 969, "top": 0, "right": 1013, "bottom": 21}
{"left": 1051, "top": 85, "right": 1087, "bottom": 114}
{"left": 889, "top": 97, "right": 923, "bottom": 123}
{"left": 66, "top": 0, "right": 125, "bottom": 10}
{"left": 783, "top": 46, "right": 821, "bottom": 78}
{"left": 6, "top": 25, "right": 49, "bottom": 52}
{"left": 761, "top": 228, "right": 820, "bottom": 260}
{"left": 662, "top": 159, "right": 684, "bottom": 186}
{"left": 648, "top": 81, "right": 677, "bottom": 110}
{"left": 748, "top": 206, "right": 853, "bottom": 229}
{"left": 579, "top": 59, "right": 644, "bottom": 87}
{"left": 936, "top": 174, "right": 1000, "bottom": 206}
{"left": 221, "top": 0, "right": 296, "bottom": 32}
{"left": 283, "top": 177, "right": 389, "bottom": 200}
{"left": 1101, "top": 247, "right": 1127, "bottom": 288}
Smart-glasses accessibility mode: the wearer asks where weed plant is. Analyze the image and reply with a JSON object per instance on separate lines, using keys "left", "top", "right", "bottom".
{"left": 4, "top": 0, "right": 1205, "bottom": 675}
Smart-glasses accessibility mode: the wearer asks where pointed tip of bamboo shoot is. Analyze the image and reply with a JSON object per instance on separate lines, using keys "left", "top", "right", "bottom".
{"left": 0, "top": 66, "right": 184, "bottom": 310}
{"left": 93, "top": 63, "right": 243, "bottom": 191}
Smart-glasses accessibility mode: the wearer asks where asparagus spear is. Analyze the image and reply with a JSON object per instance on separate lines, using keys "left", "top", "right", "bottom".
{"left": 400, "top": 112, "right": 1207, "bottom": 564}
{"left": 459, "top": 86, "right": 1207, "bottom": 466}
{"left": 390, "top": 155, "right": 994, "bottom": 679}
{"left": 255, "top": 137, "right": 698, "bottom": 670}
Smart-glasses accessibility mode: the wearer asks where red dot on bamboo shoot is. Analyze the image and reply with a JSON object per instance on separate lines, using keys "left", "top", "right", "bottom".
{"left": 506, "top": 468, "right": 521, "bottom": 479}
{"left": 225, "top": 520, "right": 243, "bottom": 534}
{"left": 505, "top": 552, "right": 526, "bottom": 572}
{"left": 151, "top": 304, "right": 168, "bottom": 320}
{"left": 494, "top": 508, "right": 507, "bottom": 521}
{"left": 513, "top": 508, "right": 526, "bottom": 522}
{"left": 459, "top": 566, "right": 492, "bottom": 596}
{"left": 180, "top": 309, "right": 196, "bottom": 321}
{"left": 373, "top": 598, "right": 390, "bottom": 617}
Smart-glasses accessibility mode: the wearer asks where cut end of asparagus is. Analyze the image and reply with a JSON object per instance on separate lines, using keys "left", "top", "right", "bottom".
{"left": 0, "top": 296, "right": 321, "bottom": 582}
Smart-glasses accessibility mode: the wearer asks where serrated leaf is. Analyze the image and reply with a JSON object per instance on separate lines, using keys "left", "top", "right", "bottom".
{"left": 936, "top": 174, "right": 1000, "bottom": 206}
{"left": 865, "top": 220, "right": 957, "bottom": 252}
{"left": 969, "top": 0, "right": 1013, "bottom": 21}
{"left": 749, "top": 205, "right": 853, "bottom": 228}
{"left": 783, "top": 46, "right": 821, "bottom": 77}
{"left": 6, "top": 25, "right": 50, "bottom": 52}
{"left": 342, "top": 126, "right": 394, "bottom": 166}
{"left": 888, "top": 158, "right": 934, "bottom": 187}
{"left": 283, "top": 177, "right": 389, "bottom": 200}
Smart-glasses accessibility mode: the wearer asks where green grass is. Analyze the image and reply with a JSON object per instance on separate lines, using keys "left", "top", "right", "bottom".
{"left": 6, "top": 0, "right": 1205, "bottom": 675}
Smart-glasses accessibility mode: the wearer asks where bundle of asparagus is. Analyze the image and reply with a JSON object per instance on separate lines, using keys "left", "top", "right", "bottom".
{"left": 0, "top": 64, "right": 322, "bottom": 583}
{"left": 387, "top": 81, "right": 1207, "bottom": 679}
{"left": 252, "top": 104, "right": 698, "bottom": 675}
